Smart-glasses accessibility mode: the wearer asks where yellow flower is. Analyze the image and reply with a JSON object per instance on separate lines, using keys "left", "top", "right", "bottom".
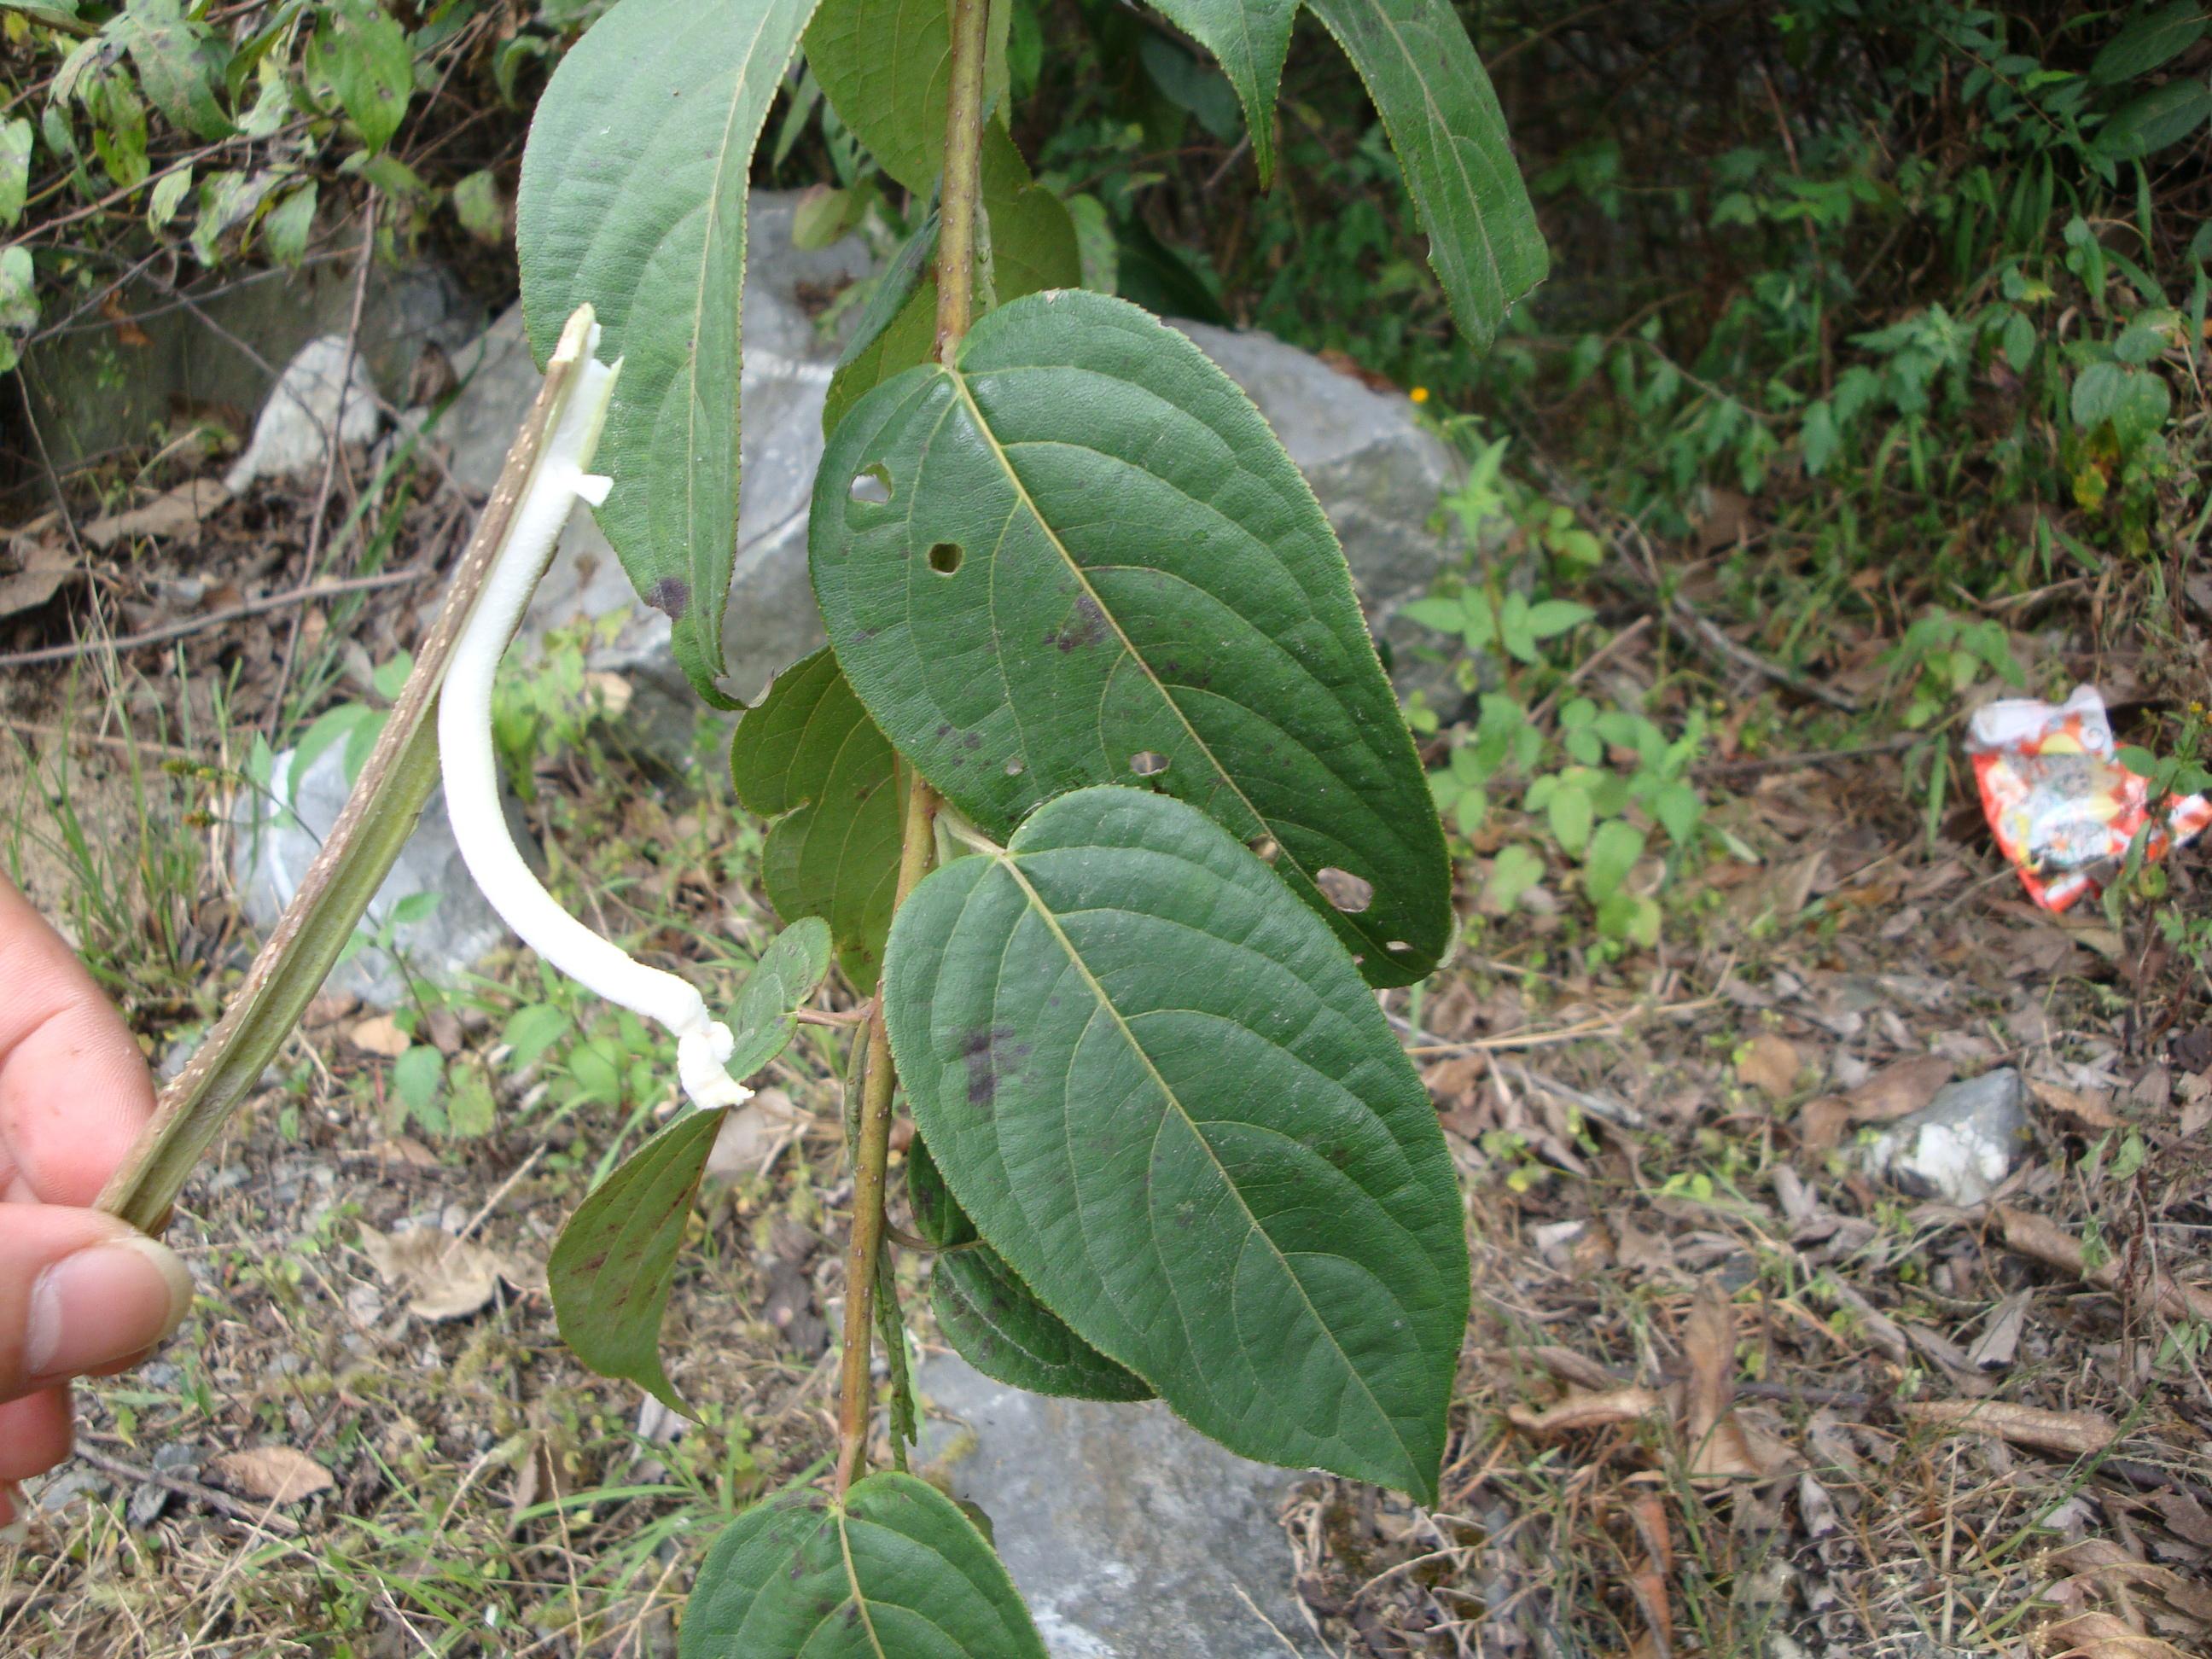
{"left": 1409, "top": 386, "right": 1430, "bottom": 405}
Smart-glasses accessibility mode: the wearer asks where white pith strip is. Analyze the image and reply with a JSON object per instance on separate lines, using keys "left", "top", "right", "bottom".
{"left": 437, "top": 313, "right": 751, "bottom": 1112}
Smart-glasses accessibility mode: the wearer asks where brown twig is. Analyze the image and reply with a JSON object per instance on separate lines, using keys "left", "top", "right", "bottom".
{"left": 0, "top": 566, "right": 438, "bottom": 671}
{"left": 1994, "top": 1204, "right": 2212, "bottom": 1324}
{"left": 69, "top": 1445, "right": 303, "bottom": 1537}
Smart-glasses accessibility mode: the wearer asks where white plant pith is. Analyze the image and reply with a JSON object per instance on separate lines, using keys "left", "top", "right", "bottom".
{"left": 438, "top": 308, "right": 754, "bottom": 1112}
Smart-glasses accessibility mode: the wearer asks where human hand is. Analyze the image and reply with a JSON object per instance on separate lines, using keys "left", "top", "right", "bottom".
{"left": 1, "top": 876, "right": 193, "bottom": 1530}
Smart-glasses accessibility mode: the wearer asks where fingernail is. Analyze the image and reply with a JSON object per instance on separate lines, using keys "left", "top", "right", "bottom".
{"left": 24, "top": 1236, "right": 193, "bottom": 1380}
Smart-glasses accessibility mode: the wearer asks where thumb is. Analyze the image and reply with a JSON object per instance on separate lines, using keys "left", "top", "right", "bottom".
{"left": 0, "top": 1207, "right": 193, "bottom": 1404}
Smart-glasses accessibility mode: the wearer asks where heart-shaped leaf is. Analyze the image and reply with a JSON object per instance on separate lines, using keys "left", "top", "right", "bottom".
{"left": 909, "top": 1137, "right": 1152, "bottom": 1401}
{"left": 730, "top": 649, "right": 904, "bottom": 992}
{"left": 518, "top": 0, "right": 822, "bottom": 706}
{"left": 548, "top": 1105, "right": 722, "bottom": 1412}
{"left": 884, "top": 785, "right": 1469, "bottom": 1499}
{"left": 1303, "top": 0, "right": 1547, "bottom": 350}
{"left": 679, "top": 1471, "right": 1045, "bottom": 1657}
{"left": 724, "top": 916, "right": 835, "bottom": 1079}
{"left": 813, "top": 289, "right": 1452, "bottom": 984}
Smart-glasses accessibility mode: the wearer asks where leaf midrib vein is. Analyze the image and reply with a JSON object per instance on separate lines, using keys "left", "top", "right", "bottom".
{"left": 980, "top": 839, "right": 1417, "bottom": 1478}
{"left": 946, "top": 367, "right": 1345, "bottom": 940}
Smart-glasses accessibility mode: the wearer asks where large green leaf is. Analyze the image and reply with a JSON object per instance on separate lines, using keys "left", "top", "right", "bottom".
{"left": 549, "top": 1106, "right": 722, "bottom": 1412}
{"left": 812, "top": 288, "right": 1452, "bottom": 983}
{"left": 803, "top": 0, "right": 951, "bottom": 195}
{"left": 517, "top": 0, "right": 820, "bottom": 707}
{"left": 1301, "top": 0, "right": 1545, "bottom": 351}
{"left": 909, "top": 1138, "right": 1152, "bottom": 1402}
{"left": 1148, "top": 0, "right": 1295, "bottom": 185}
{"left": 680, "top": 1471, "right": 1045, "bottom": 1657}
{"left": 724, "top": 916, "right": 835, "bottom": 1078}
{"left": 883, "top": 786, "right": 1469, "bottom": 1499}
{"left": 730, "top": 649, "right": 904, "bottom": 992}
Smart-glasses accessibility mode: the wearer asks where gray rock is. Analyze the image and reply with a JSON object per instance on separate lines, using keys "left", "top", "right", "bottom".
{"left": 20, "top": 244, "right": 478, "bottom": 474}
{"left": 230, "top": 741, "right": 534, "bottom": 1007}
{"left": 434, "top": 191, "right": 876, "bottom": 743}
{"left": 918, "top": 1354, "right": 1325, "bottom": 1659}
{"left": 1859, "top": 1067, "right": 2031, "bottom": 1207}
{"left": 1173, "top": 321, "right": 1464, "bottom": 704}
{"left": 224, "top": 335, "right": 381, "bottom": 492}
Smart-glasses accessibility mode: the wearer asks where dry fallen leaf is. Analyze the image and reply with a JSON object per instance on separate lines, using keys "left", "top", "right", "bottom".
{"left": 81, "top": 479, "right": 229, "bottom": 550}
{"left": 0, "top": 544, "right": 77, "bottom": 620}
{"left": 1846, "top": 1054, "right": 1954, "bottom": 1121}
{"left": 2036, "top": 1611, "right": 2190, "bottom": 1659}
{"left": 1507, "top": 1387, "right": 1666, "bottom": 1435}
{"left": 1967, "top": 1289, "right": 2031, "bottom": 1371}
{"left": 359, "top": 1227, "right": 509, "bottom": 1321}
{"left": 1623, "top": 1493, "right": 1674, "bottom": 1659}
{"left": 705, "top": 1086, "right": 806, "bottom": 1181}
{"left": 1996, "top": 1205, "right": 2212, "bottom": 1324}
{"left": 1899, "top": 1398, "right": 2117, "bottom": 1456}
{"left": 1737, "top": 1033, "right": 1802, "bottom": 1102}
{"left": 207, "top": 1446, "right": 335, "bottom": 1505}
{"left": 2028, "top": 1076, "right": 2122, "bottom": 1130}
{"left": 348, "top": 1016, "right": 410, "bottom": 1058}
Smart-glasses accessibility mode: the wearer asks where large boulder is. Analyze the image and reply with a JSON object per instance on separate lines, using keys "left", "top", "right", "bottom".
{"left": 230, "top": 742, "right": 537, "bottom": 1008}
{"left": 919, "top": 1353, "right": 1325, "bottom": 1658}
{"left": 436, "top": 193, "right": 876, "bottom": 742}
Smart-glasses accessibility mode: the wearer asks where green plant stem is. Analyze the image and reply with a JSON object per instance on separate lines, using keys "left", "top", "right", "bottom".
{"left": 831, "top": 0, "right": 988, "bottom": 1495}
{"left": 98, "top": 314, "right": 603, "bottom": 1236}
{"left": 929, "top": 0, "right": 990, "bottom": 363}
{"left": 833, "top": 771, "right": 938, "bottom": 1493}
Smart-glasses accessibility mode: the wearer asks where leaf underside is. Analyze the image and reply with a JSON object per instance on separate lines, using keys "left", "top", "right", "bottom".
{"left": 812, "top": 288, "right": 1452, "bottom": 983}
{"left": 724, "top": 916, "right": 835, "bottom": 1079}
{"left": 909, "top": 1137, "right": 1152, "bottom": 1402}
{"left": 884, "top": 786, "right": 1469, "bottom": 1500}
{"left": 678, "top": 1471, "right": 1046, "bottom": 1657}
{"left": 548, "top": 1106, "right": 723, "bottom": 1412}
{"left": 517, "top": 0, "right": 821, "bottom": 706}
{"left": 730, "top": 649, "right": 905, "bottom": 992}
{"left": 1301, "top": 0, "right": 1548, "bottom": 352}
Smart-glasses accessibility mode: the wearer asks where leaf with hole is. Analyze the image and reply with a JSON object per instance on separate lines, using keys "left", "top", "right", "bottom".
{"left": 678, "top": 1470, "right": 1046, "bottom": 1657}
{"left": 307, "top": 0, "right": 411, "bottom": 152}
{"left": 730, "top": 649, "right": 903, "bottom": 992}
{"left": 909, "top": 1137, "right": 1153, "bottom": 1401}
{"left": 518, "top": 0, "right": 822, "bottom": 707}
{"left": 814, "top": 289, "right": 1452, "bottom": 983}
{"left": 723, "top": 917, "right": 835, "bottom": 1080}
{"left": 548, "top": 1104, "right": 723, "bottom": 1412}
{"left": 884, "top": 786, "right": 1469, "bottom": 1499}
{"left": 1301, "top": 0, "right": 1546, "bottom": 351}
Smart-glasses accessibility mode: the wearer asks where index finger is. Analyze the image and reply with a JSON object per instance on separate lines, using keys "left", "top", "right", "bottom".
{"left": 0, "top": 877, "right": 157, "bottom": 1208}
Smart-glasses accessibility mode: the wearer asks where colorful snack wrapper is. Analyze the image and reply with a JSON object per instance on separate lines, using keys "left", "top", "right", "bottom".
{"left": 1965, "top": 685, "right": 2212, "bottom": 912}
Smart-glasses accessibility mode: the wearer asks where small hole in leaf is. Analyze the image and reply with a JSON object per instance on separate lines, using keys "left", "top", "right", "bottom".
{"left": 1129, "top": 750, "right": 1169, "bottom": 777}
{"left": 1316, "top": 867, "right": 1374, "bottom": 913}
{"left": 1385, "top": 940, "right": 1412, "bottom": 952}
{"left": 849, "top": 465, "right": 892, "bottom": 505}
{"left": 928, "top": 541, "right": 963, "bottom": 575}
{"left": 1004, "top": 757, "right": 1025, "bottom": 776}
{"left": 1248, "top": 836, "right": 1280, "bottom": 864}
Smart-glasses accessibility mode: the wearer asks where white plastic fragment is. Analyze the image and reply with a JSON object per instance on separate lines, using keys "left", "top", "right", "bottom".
{"left": 438, "top": 307, "right": 754, "bottom": 1112}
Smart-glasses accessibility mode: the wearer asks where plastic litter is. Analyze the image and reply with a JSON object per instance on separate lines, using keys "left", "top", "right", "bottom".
{"left": 1966, "top": 685, "right": 2211, "bottom": 912}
